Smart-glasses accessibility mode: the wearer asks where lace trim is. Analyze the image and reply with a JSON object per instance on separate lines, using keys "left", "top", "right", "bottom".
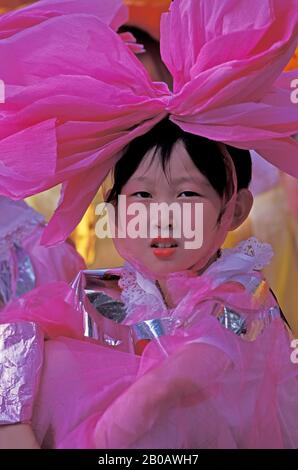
{"left": 212, "top": 237, "right": 274, "bottom": 272}
{"left": 119, "top": 263, "right": 167, "bottom": 319}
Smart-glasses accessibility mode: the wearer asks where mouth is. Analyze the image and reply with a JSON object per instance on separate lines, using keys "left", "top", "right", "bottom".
{"left": 150, "top": 237, "right": 178, "bottom": 258}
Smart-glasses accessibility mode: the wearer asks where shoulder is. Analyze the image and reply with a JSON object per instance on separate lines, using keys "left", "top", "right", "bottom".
{"left": 197, "top": 238, "right": 280, "bottom": 340}
{"left": 221, "top": 237, "right": 274, "bottom": 270}
{"left": 206, "top": 237, "right": 274, "bottom": 284}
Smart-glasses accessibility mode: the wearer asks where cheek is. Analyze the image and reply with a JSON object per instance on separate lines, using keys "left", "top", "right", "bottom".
{"left": 113, "top": 236, "right": 146, "bottom": 266}
{"left": 115, "top": 198, "right": 150, "bottom": 227}
{"left": 202, "top": 200, "right": 221, "bottom": 231}
{"left": 182, "top": 201, "right": 219, "bottom": 237}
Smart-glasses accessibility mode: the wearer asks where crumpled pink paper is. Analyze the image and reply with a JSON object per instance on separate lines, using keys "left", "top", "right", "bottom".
{"left": 0, "top": 0, "right": 297, "bottom": 247}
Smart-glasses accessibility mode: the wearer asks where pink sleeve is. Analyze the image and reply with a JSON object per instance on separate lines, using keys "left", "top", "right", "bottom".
{"left": 22, "top": 225, "right": 86, "bottom": 285}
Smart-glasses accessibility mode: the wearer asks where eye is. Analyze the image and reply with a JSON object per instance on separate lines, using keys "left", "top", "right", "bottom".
{"left": 178, "top": 191, "right": 202, "bottom": 197}
{"left": 131, "top": 191, "right": 152, "bottom": 198}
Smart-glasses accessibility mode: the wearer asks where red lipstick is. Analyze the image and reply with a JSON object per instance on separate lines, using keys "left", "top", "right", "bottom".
{"left": 150, "top": 237, "right": 178, "bottom": 259}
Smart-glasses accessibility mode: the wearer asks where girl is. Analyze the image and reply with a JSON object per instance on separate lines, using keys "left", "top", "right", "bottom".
{"left": 0, "top": 0, "right": 298, "bottom": 449}
{"left": 1, "top": 118, "right": 298, "bottom": 448}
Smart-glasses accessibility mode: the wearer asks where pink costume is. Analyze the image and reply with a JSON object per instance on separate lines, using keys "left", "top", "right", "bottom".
{"left": 1, "top": 237, "right": 297, "bottom": 448}
{"left": 0, "top": 0, "right": 298, "bottom": 449}
{"left": 0, "top": 196, "right": 85, "bottom": 306}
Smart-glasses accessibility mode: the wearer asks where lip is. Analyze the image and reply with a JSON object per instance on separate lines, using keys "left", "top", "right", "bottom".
{"left": 152, "top": 247, "right": 177, "bottom": 258}
{"left": 150, "top": 237, "right": 179, "bottom": 247}
{"left": 150, "top": 237, "right": 178, "bottom": 259}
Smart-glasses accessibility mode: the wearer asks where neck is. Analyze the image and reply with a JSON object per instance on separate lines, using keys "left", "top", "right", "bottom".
{"left": 155, "top": 250, "right": 220, "bottom": 309}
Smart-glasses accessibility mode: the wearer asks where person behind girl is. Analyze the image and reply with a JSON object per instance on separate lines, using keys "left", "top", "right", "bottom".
{"left": 1, "top": 118, "right": 297, "bottom": 449}
{"left": 0, "top": 196, "right": 85, "bottom": 310}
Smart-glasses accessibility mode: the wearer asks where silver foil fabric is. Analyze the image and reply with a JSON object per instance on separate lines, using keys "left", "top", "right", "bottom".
{"left": 0, "top": 243, "right": 36, "bottom": 307}
{"left": 0, "top": 321, "right": 44, "bottom": 424}
{"left": 0, "top": 259, "right": 12, "bottom": 305}
{"left": 14, "top": 243, "right": 36, "bottom": 299}
{"left": 217, "top": 306, "right": 247, "bottom": 335}
{"left": 71, "top": 269, "right": 176, "bottom": 355}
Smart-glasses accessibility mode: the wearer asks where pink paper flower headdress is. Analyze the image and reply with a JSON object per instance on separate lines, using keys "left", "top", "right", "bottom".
{"left": 0, "top": 0, "right": 297, "bottom": 246}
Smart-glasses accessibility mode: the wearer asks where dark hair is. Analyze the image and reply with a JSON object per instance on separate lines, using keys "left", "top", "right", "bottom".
{"left": 106, "top": 117, "right": 252, "bottom": 203}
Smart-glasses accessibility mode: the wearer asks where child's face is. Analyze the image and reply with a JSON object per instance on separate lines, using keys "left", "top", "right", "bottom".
{"left": 114, "top": 140, "right": 224, "bottom": 276}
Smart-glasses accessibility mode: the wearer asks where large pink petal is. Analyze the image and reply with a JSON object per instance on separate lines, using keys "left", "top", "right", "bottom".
{"left": 161, "top": 0, "right": 274, "bottom": 90}
{"left": 161, "top": 1, "right": 298, "bottom": 176}
{"left": 0, "top": 15, "right": 155, "bottom": 86}
{"left": 161, "top": 0, "right": 298, "bottom": 95}
{"left": 0, "top": 0, "right": 127, "bottom": 39}
{"left": 1, "top": 76, "right": 167, "bottom": 173}
{"left": 0, "top": 16, "right": 168, "bottom": 203}
{"left": 0, "top": 119, "right": 57, "bottom": 198}
{"left": 170, "top": 70, "right": 298, "bottom": 176}
{"left": 249, "top": 137, "right": 298, "bottom": 178}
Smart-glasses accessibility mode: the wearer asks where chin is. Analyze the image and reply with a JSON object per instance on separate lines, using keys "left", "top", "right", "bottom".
{"left": 146, "top": 259, "right": 189, "bottom": 275}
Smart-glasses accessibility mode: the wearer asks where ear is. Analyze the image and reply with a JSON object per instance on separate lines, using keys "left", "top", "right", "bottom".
{"left": 229, "top": 188, "right": 253, "bottom": 231}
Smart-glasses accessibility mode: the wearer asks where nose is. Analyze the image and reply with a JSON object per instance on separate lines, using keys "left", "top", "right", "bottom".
{"left": 156, "top": 220, "right": 173, "bottom": 230}
{"left": 150, "top": 208, "right": 174, "bottom": 236}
